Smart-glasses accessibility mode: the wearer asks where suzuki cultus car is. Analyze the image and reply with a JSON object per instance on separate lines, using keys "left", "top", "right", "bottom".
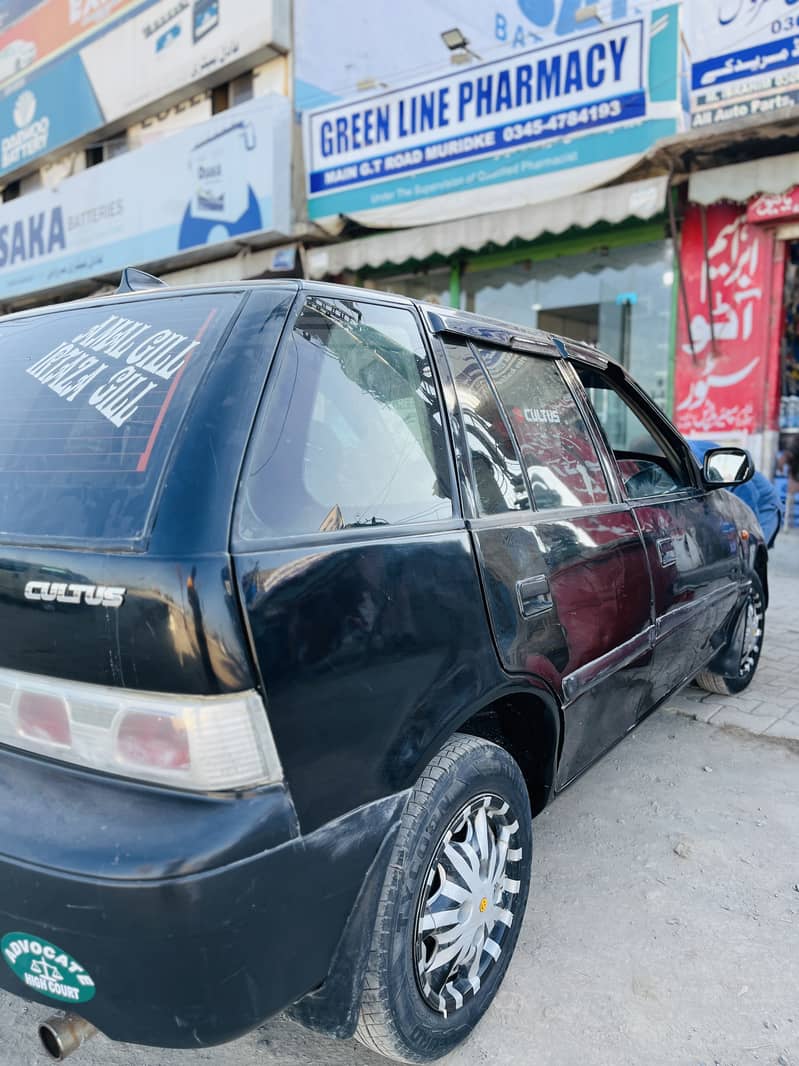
{"left": 0, "top": 275, "right": 766, "bottom": 1062}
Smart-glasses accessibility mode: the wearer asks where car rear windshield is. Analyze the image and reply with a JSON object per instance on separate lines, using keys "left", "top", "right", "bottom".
{"left": 0, "top": 291, "right": 242, "bottom": 544}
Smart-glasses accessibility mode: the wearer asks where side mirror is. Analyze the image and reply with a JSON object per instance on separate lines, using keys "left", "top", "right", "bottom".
{"left": 702, "top": 446, "right": 755, "bottom": 488}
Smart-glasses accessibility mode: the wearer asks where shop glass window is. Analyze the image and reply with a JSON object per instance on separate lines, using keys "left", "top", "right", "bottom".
{"left": 445, "top": 340, "right": 530, "bottom": 515}
{"left": 475, "top": 347, "right": 611, "bottom": 511}
{"left": 237, "top": 297, "right": 453, "bottom": 539}
{"left": 366, "top": 268, "right": 452, "bottom": 306}
{"left": 462, "top": 241, "right": 674, "bottom": 410}
{"left": 576, "top": 366, "right": 692, "bottom": 500}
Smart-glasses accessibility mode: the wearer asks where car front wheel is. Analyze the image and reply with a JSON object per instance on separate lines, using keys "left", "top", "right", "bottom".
{"left": 355, "top": 733, "right": 532, "bottom": 1063}
{"left": 695, "top": 571, "right": 766, "bottom": 696}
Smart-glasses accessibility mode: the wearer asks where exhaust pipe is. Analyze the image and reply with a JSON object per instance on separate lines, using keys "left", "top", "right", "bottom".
{"left": 38, "top": 1014, "right": 98, "bottom": 1060}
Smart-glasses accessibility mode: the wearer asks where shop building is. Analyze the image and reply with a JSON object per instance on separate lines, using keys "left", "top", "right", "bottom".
{"left": 668, "top": 152, "right": 799, "bottom": 474}
{"left": 297, "top": 0, "right": 683, "bottom": 413}
{"left": 295, "top": 0, "right": 799, "bottom": 467}
{"left": 0, "top": 0, "right": 296, "bottom": 312}
{"left": 657, "top": 0, "right": 799, "bottom": 475}
{"left": 306, "top": 176, "right": 676, "bottom": 411}
{"left": 3, "top": 0, "right": 799, "bottom": 485}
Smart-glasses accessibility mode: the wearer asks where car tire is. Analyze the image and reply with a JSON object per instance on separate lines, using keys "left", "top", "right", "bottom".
{"left": 355, "top": 733, "right": 532, "bottom": 1064}
{"left": 695, "top": 571, "right": 766, "bottom": 696}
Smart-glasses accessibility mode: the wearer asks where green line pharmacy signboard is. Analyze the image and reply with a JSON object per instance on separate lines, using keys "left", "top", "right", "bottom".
{"left": 298, "top": 1, "right": 682, "bottom": 228}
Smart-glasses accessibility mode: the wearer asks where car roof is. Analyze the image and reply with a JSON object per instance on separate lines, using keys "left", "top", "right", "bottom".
{"left": 1, "top": 276, "right": 617, "bottom": 372}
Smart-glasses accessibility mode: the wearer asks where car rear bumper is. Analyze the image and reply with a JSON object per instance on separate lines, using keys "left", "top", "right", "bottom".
{"left": 0, "top": 745, "right": 400, "bottom": 1048}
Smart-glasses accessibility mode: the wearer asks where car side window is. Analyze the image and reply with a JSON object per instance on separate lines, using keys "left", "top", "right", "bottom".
{"left": 444, "top": 340, "right": 530, "bottom": 515}
{"left": 575, "top": 365, "right": 692, "bottom": 500}
{"left": 236, "top": 296, "right": 453, "bottom": 540}
{"left": 475, "top": 347, "right": 611, "bottom": 511}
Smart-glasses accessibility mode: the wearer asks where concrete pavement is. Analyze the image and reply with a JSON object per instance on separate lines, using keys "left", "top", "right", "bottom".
{"left": 666, "top": 532, "right": 799, "bottom": 741}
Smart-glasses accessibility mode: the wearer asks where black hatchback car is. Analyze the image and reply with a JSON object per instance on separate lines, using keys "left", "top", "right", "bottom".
{"left": 0, "top": 278, "right": 766, "bottom": 1063}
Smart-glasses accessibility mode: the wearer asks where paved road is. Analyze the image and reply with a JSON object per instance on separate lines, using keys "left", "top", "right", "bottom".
{"left": 666, "top": 533, "right": 799, "bottom": 742}
{"left": 1, "top": 540, "right": 797, "bottom": 1066}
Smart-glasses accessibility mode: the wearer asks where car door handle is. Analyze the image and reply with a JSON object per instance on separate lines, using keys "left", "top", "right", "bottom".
{"left": 656, "top": 536, "right": 676, "bottom": 567}
{"left": 516, "top": 575, "right": 552, "bottom": 618}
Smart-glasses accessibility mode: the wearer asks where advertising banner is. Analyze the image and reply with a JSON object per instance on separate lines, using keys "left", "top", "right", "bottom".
{"left": 298, "top": 1, "right": 681, "bottom": 228}
{"left": 674, "top": 203, "right": 780, "bottom": 443}
{"left": 0, "top": 51, "right": 103, "bottom": 171}
{"left": 0, "top": 93, "right": 290, "bottom": 301}
{"left": 0, "top": 0, "right": 288, "bottom": 180}
{"left": 747, "top": 184, "right": 799, "bottom": 224}
{"left": 79, "top": 0, "right": 285, "bottom": 125}
{"left": 0, "top": 0, "right": 139, "bottom": 93}
{"left": 686, "top": 1, "right": 799, "bottom": 128}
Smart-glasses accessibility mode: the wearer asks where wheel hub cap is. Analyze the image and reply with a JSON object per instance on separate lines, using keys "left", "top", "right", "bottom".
{"left": 413, "top": 793, "right": 523, "bottom": 1017}
{"left": 738, "top": 586, "right": 764, "bottom": 676}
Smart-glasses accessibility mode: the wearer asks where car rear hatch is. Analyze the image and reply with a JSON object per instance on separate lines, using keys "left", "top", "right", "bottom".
{"left": 0, "top": 283, "right": 296, "bottom": 792}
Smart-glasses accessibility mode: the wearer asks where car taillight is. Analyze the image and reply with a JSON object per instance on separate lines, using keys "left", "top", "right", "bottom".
{"left": 0, "top": 666, "right": 282, "bottom": 792}
{"left": 116, "top": 712, "right": 191, "bottom": 771}
{"left": 16, "top": 691, "right": 71, "bottom": 748}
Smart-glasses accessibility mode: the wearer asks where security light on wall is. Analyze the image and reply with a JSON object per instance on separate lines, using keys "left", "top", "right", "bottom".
{"left": 441, "top": 27, "right": 468, "bottom": 50}
{"left": 356, "top": 78, "right": 388, "bottom": 92}
{"left": 441, "top": 28, "right": 480, "bottom": 64}
{"left": 575, "top": 4, "right": 603, "bottom": 23}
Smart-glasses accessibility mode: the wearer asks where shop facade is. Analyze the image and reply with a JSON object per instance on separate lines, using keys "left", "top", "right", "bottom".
{"left": 0, "top": 94, "right": 292, "bottom": 309}
{"left": 673, "top": 155, "right": 799, "bottom": 474}
{"left": 297, "top": 1, "right": 799, "bottom": 446}
{"left": 430, "top": 228, "right": 673, "bottom": 411}
{"left": 309, "top": 204, "right": 676, "bottom": 414}
{"left": 298, "top": 0, "right": 682, "bottom": 416}
{"left": 0, "top": 0, "right": 293, "bottom": 310}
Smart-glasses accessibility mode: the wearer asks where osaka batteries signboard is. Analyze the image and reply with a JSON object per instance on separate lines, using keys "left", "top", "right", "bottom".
{"left": 0, "top": 93, "right": 290, "bottom": 300}
{"left": 686, "top": 1, "right": 799, "bottom": 127}
{"left": 0, "top": 0, "right": 289, "bottom": 179}
{"left": 302, "top": 5, "right": 681, "bottom": 227}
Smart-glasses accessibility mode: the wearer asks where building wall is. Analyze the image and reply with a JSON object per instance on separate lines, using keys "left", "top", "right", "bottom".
{"left": 0, "top": 0, "right": 293, "bottom": 310}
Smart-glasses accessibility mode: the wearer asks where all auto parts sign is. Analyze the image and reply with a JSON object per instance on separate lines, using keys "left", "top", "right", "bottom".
{"left": 686, "top": 0, "right": 799, "bottom": 127}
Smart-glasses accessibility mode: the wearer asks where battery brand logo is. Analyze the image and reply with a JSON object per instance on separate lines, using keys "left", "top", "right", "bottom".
{"left": 24, "top": 581, "right": 126, "bottom": 608}
{"left": 13, "top": 90, "right": 36, "bottom": 129}
{"left": 3, "top": 90, "right": 49, "bottom": 169}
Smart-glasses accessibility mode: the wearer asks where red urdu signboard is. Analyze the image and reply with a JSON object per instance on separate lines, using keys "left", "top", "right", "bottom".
{"left": 674, "top": 202, "right": 781, "bottom": 439}
{"left": 746, "top": 186, "right": 799, "bottom": 225}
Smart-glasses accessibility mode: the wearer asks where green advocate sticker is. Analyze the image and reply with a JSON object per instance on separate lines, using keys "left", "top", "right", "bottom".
{"left": 2, "top": 932, "right": 96, "bottom": 1003}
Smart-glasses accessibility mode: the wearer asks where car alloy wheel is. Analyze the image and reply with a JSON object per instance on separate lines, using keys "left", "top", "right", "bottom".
{"left": 414, "top": 793, "right": 523, "bottom": 1016}
{"left": 356, "top": 733, "right": 532, "bottom": 1063}
{"left": 737, "top": 581, "right": 764, "bottom": 679}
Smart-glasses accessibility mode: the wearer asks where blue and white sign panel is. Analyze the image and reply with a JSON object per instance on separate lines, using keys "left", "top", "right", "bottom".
{"left": 0, "top": 0, "right": 288, "bottom": 181}
{"left": 686, "top": 1, "right": 799, "bottom": 127}
{"left": 301, "top": 4, "right": 681, "bottom": 227}
{"left": 0, "top": 94, "right": 290, "bottom": 301}
{"left": 309, "top": 22, "right": 644, "bottom": 193}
